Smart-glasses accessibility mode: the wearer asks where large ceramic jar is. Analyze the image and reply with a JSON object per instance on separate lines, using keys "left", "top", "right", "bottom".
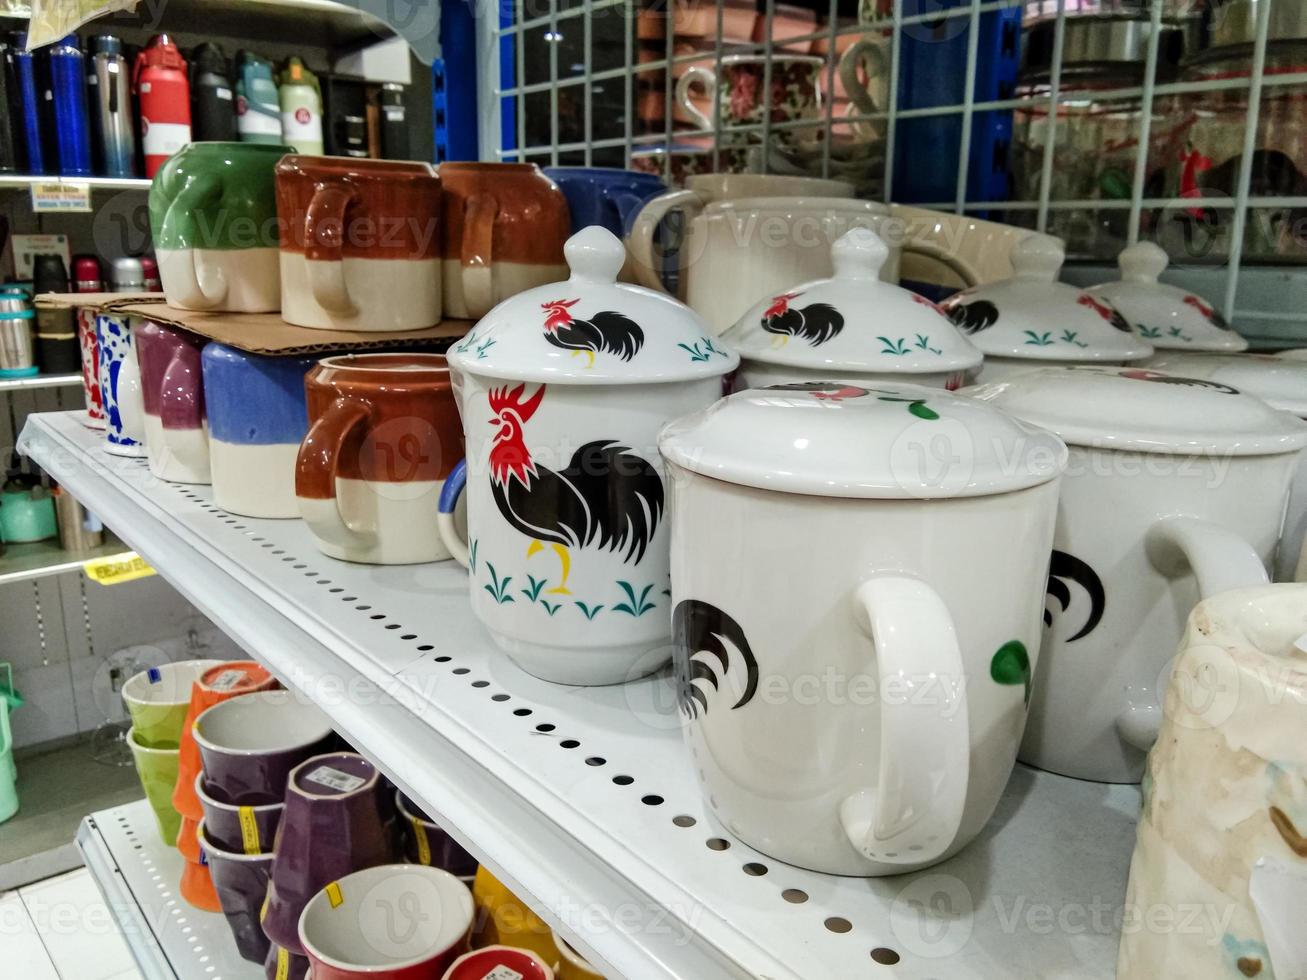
{"left": 1088, "top": 242, "right": 1248, "bottom": 352}
{"left": 941, "top": 234, "right": 1154, "bottom": 381}
{"left": 723, "top": 228, "right": 982, "bottom": 390}
{"left": 969, "top": 367, "right": 1307, "bottom": 783}
{"left": 657, "top": 381, "right": 1066, "bottom": 875}
{"left": 1144, "top": 351, "right": 1307, "bottom": 582}
{"left": 439, "top": 226, "right": 738, "bottom": 686}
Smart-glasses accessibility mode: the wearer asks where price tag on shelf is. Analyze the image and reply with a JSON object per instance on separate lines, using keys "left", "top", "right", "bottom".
{"left": 30, "top": 182, "right": 92, "bottom": 213}
{"left": 82, "top": 552, "right": 156, "bottom": 585}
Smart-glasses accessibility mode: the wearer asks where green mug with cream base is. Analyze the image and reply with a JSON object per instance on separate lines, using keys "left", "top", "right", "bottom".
{"left": 149, "top": 141, "right": 291, "bottom": 313}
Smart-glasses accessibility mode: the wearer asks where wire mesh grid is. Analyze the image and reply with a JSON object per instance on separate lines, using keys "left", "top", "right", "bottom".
{"left": 482, "top": 0, "right": 1307, "bottom": 325}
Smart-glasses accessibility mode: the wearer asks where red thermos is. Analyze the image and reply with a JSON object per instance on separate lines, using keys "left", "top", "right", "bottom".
{"left": 139, "top": 256, "right": 160, "bottom": 292}
{"left": 71, "top": 255, "right": 102, "bottom": 292}
{"left": 134, "top": 35, "right": 191, "bottom": 178}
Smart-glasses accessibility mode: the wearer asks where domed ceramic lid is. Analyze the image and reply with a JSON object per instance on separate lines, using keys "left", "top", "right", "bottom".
{"left": 658, "top": 380, "right": 1067, "bottom": 499}
{"left": 723, "top": 228, "right": 983, "bottom": 375}
{"left": 940, "top": 234, "right": 1154, "bottom": 363}
{"left": 1278, "top": 349, "right": 1307, "bottom": 362}
{"left": 447, "top": 226, "right": 738, "bottom": 384}
{"left": 966, "top": 366, "right": 1307, "bottom": 455}
{"left": 1087, "top": 243, "right": 1248, "bottom": 352}
{"left": 1146, "top": 352, "right": 1307, "bottom": 417}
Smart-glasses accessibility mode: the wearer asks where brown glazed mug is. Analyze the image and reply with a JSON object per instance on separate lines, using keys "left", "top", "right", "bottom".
{"left": 276, "top": 156, "right": 442, "bottom": 332}
{"left": 438, "top": 162, "right": 570, "bottom": 319}
{"left": 295, "top": 353, "right": 463, "bottom": 564}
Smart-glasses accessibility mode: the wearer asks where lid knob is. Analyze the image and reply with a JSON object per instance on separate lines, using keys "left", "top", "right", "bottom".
{"left": 830, "top": 227, "right": 888, "bottom": 281}
{"left": 1117, "top": 241, "right": 1168, "bottom": 283}
{"left": 565, "top": 226, "right": 625, "bottom": 284}
{"left": 1011, "top": 233, "right": 1066, "bottom": 283}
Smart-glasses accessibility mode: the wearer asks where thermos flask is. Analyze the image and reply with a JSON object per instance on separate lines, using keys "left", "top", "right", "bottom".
{"left": 11, "top": 33, "right": 45, "bottom": 174}
{"left": 110, "top": 256, "right": 145, "bottom": 292}
{"left": 89, "top": 35, "right": 136, "bottom": 178}
{"left": 235, "top": 51, "right": 281, "bottom": 144}
{"left": 53, "top": 486, "right": 103, "bottom": 552}
{"left": 377, "top": 84, "right": 407, "bottom": 159}
{"left": 0, "top": 37, "right": 20, "bottom": 172}
{"left": 277, "top": 56, "right": 323, "bottom": 155}
{"left": 0, "top": 289, "right": 36, "bottom": 379}
{"left": 48, "top": 35, "right": 92, "bottom": 177}
{"left": 134, "top": 34, "right": 190, "bottom": 178}
{"left": 31, "top": 255, "right": 79, "bottom": 373}
{"left": 190, "top": 42, "right": 236, "bottom": 142}
{"left": 72, "top": 255, "right": 102, "bottom": 292}
{"left": 140, "top": 256, "right": 160, "bottom": 292}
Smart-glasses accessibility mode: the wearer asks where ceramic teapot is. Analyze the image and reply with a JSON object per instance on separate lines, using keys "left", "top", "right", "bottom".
{"left": 968, "top": 367, "right": 1307, "bottom": 783}
{"left": 1145, "top": 351, "right": 1307, "bottom": 583}
{"left": 942, "top": 234, "right": 1154, "bottom": 381}
{"left": 439, "top": 226, "right": 738, "bottom": 686}
{"left": 658, "top": 381, "right": 1066, "bottom": 874}
{"left": 723, "top": 227, "right": 982, "bottom": 390}
{"left": 1088, "top": 242, "right": 1248, "bottom": 352}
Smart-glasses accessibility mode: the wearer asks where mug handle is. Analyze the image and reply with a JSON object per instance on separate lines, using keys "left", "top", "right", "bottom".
{"left": 304, "top": 182, "right": 358, "bottom": 315}
{"left": 674, "top": 65, "right": 716, "bottom": 133}
{"left": 295, "top": 397, "right": 376, "bottom": 549}
{"left": 626, "top": 189, "right": 705, "bottom": 295}
{"left": 604, "top": 189, "right": 648, "bottom": 237}
{"left": 436, "top": 458, "right": 469, "bottom": 568}
{"left": 1116, "top": 515, "right": 1270, "bottom": 751}
{"left": 838, "top": 40, "right": 888, "bottom": 142}
{"left": 838, "top": 575, "right": 970, "bottom": 866}
{"left": 160, "top": 173, "right": 228, "bottom": 309}
{"left": 461, "top": 193, "right": 499, "bottom": 318}
{"left": 157, "top": 352, "right": 208, "bottom": 478}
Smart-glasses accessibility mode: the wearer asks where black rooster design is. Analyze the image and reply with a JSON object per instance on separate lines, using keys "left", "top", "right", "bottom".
{"left": 673, "top": 599, "right": 759, "bottom": 720}
{"left": 1045, "top": 550, "right": 1105, "bottom": 642}
{"left": 1077, "top": 294, "right": 1133, "bottom": 333}
{"left": 759, "top": 292, "right": 844, "bottom": 347}
{"left": 1182, "top": 295, "right": 1232, "bottom": 331}
{"left": 487, "top": 383, "right": 663, "bottom": 594}
{"left": 541, "top": 299, "right": 644, "bottom": 368}
{"left": 944, "top": 299, "right": 1000, "bottom": 335}
{"left": 1119, "top": 369, "right": 1239, "bottom": 395}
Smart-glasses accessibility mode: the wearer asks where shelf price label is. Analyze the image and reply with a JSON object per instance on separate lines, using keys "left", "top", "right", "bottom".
{"left": 82, "top": 551, "right": 156, "bottom": 585}
{"left": 30, "top": 182, "right": 92, "bottom": 213}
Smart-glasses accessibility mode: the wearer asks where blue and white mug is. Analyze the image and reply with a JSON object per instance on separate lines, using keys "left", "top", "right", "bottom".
{"left": 201, "top": 343, "right": 316, "bottom": 518}
{"left": 96, "top": 313, "right": 146, "bottom": 457}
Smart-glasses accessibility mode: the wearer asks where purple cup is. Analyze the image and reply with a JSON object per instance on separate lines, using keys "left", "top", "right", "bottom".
{"left": 197, "top": 819, "right": 275, "bottom": 964}
{"left": 260, "top": 752, "right": 396, "bottom": 955}
{"left": 193, "top": 691, "right": 335, "bottom": 806}
{"left": 395, "top": 791, "right": 478, "bottom": 878}
{"left": 264, "top": 941, "right": 309, "bottom": 980}
{"left": 195, "top": 773, "right": 283, "bottom": 854}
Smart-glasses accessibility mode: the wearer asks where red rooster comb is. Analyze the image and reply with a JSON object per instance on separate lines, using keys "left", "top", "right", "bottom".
{"left": 541, "top": 298, "right": 579, "bottom": 311}
{"left": 1076, "top": 294, "right": 1113, "bottom": 321}
{"left": 488, "top": 382, "right": 545, "bottom": 423}
{"left": 1182, "top": 294, "right": 1214, "bottom": 318}
{"left": 764, "top": 292, "right": 801, "bottom": 318}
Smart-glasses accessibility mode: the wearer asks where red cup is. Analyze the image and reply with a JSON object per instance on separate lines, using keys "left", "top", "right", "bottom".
{"left": 298, "top": 864, "right": 473, "bottom": 980}
{"left": 443, "top": 946, "right": 554, "bottom": 980}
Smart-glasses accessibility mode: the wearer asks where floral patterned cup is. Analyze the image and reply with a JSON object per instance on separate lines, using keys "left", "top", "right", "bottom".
{"left": 676, "top": 55, "right": 825, "bottom": 149}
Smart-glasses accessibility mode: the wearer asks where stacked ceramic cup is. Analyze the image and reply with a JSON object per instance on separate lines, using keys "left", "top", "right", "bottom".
{"left": 119, "top": 660, "right": 220, "bottom": 845}
{"left": 170, "top": 661, "right": 277, "bottom": 912}
{"left": 191, "top": 690, "right": 334, "bottom": 964}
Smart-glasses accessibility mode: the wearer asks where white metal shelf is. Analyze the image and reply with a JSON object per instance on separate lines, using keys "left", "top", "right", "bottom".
{"left": 77, "top": 799, "right": 263, "bottom": 980}
{"left": 0, "top": 373, "right": 83, "bottom": 391}
{"left": 24, "top": 411, "right": 1141, "bottom": 980}
{"left": 0, "top": 539, "right": 131, "bottom": 586}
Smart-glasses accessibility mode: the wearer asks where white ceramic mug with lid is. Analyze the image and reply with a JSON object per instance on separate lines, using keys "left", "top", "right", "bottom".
{"left": 969, "top": 367, "right": 1307, "bottom": 783}
{"left": 658, "top": 381, "right": 1066, "bottom": 874}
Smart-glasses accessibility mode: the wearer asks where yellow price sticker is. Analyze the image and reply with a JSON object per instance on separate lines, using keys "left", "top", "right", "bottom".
{"left": 82, "top": 552, "right": 156, "bottom": 585}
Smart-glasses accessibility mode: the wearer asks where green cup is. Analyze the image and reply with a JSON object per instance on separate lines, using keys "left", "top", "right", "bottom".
{"left": 127, "top": 725, "right": 182, "bottom": 846}
{"left": 149, "top": 141, "right": 291, "bottom": 313}
{"left": 121, "top": 660, "right": 220, "bottom": 749}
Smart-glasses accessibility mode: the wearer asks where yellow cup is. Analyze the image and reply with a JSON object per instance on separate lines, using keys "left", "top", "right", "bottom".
{"left": 553, "top": 931, "right": 605, "bottom": 980}
{"left": 126, "top": 725, "right": 182, "bottom": 845}
{"left": 471, "top": 867, "right": 561, "bottom": 966}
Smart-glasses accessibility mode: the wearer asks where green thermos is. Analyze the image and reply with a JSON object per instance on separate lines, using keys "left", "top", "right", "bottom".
{"left": 277, "top": 57, "right": 323, "bottom": 156}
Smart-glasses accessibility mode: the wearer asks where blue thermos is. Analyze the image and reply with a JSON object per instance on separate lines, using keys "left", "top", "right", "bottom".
{"left": 48, "top": 34, "right": 92, "bottom": 177}
{"left": 10, "top": 33, "right": 44, "bottom": 174}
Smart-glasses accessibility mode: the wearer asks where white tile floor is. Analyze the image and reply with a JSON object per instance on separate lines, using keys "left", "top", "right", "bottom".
{"left": 0, "top": 867, "right": 142, "bottom": 980}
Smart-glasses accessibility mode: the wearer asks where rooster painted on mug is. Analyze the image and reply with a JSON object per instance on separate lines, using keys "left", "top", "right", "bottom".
{"left": 759, "top": 292, "right": 844, "bottom": 348}
{"left": 487, "top": 382, "right": 664, "bottom": 594}
{"left": 541, "top": 298, "right": 644, "bottom": 367}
